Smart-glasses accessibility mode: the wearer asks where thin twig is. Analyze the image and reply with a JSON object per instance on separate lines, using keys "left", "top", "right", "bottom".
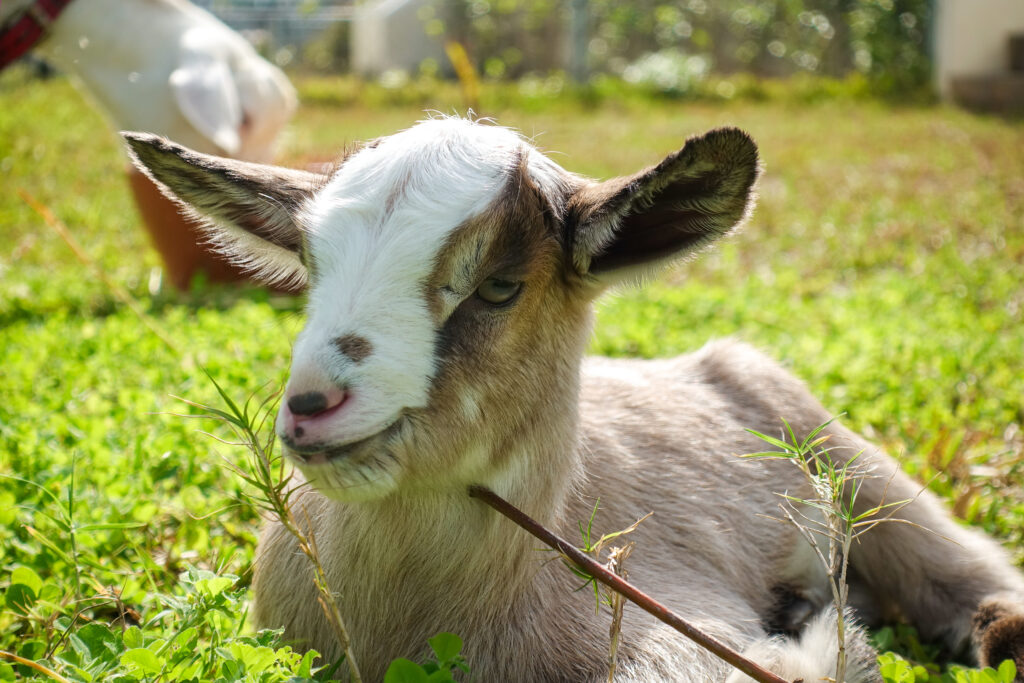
{"left": 0, "top": 650, "right": 72, "bottom": 683}
{"left": 467, "top": 486, "right": 792, "bottom": 683}
{"left": 191, "top": 384, "right": 363, "bottom": 683}
{"left": 605, "top": 542, "right": 633, "bottom": 683}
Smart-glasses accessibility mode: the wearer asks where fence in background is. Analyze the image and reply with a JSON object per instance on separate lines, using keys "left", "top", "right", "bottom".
{"left": 192, "top": 0, "right": 935, "bottom": 97}
{"left": 192, "top": 0, "right": 354, "bottom": 50}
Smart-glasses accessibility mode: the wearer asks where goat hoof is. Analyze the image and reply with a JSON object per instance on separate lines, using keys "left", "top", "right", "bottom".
{"left": 973, "top": 598, "right": 1024, "bottom": 680}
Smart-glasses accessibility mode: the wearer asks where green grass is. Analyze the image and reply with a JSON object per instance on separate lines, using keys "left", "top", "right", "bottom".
{"left": 1, "top": 67, "right": 1022, "bottom": 681}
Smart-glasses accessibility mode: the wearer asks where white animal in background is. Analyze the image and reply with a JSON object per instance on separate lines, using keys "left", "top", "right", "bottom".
{"left": 2, "top": 0, "right": 295, "bottom": 162}
{"left": 124, "top": 118, "right": 1024, "bottom": 682}
{"left": 2, "top": 0, "right": 297, "bottom": 286}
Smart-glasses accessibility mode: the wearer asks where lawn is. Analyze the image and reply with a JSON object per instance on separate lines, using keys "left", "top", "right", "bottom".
{"left": 1, "top": 68, "right": 1023, "bottom": 681}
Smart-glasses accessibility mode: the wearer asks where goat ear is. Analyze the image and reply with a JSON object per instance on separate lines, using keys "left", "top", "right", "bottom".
{"left": 568, "top": 127, "right": 759, "bottom": 286}
{"left": 122, "top": 132, "right": 323, "bottom": 287}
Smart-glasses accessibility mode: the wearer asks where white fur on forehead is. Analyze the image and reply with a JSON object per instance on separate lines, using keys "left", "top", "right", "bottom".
{"left": 285, "top": 118, "right": 572, "bottom": 457}
{"left": 304, "top": 117, "right": 570, "bottom": 236}
{"left": 316, "top": 118, "right": 509, "bottom": 223}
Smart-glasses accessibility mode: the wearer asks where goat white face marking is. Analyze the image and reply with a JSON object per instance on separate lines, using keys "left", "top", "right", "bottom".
{"left": 278, "top": 118, "right": 543, "bottom": 499}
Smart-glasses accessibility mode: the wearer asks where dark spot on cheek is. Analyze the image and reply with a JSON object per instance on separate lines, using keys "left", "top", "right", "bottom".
{"left": 295, "top": 426, "right": 305, "bottom": 438}
{"left": 334, "top": 334, "right": 373, "bottom": 363}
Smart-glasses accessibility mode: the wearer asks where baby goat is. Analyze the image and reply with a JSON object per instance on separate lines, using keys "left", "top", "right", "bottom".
{"left": 125, "top": 118, "right": 1024, "bottom": 682}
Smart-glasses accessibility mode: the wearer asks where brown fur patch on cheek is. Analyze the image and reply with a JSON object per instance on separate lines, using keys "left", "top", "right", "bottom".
{"left": 433, "top": 276, "right": 563, "bottom": 403}
{"left": 407, "top": 269, "right": 590, "bottom": 484}
{"left": 408, "top": 157, "right": 580, "bottom": 469}
{"left": 423, "top": 149, "right": 567, "bottom": 325}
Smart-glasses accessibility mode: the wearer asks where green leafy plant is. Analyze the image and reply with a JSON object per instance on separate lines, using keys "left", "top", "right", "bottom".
{"left": 3, "top": 72, "right": 1023, "bottom": 681}
{"left": 383, "top": 633, "right": 470, "bottom": 683}
{"left": 2, "top": 563, "right": 325, "bottom": 682}
{"left": 189, "top": 378, "right": 475, "bottom": 682}
{"left": 746, "top": 421, "right": 1022, "bottom": 682}
{"left": 569, "top": 500, "right": 651, "bottom": 681}
{"left": 570, "top": 501, "right": 649, "bottom": 604}
{"left": 745, "top": 418, "right": 914, "bottom": 683}
{"left": 879, "top": 651, "right": 1018, "bottom": 683}
{"left": 427, "top": 0, "right": 931, "bottom": 96}
{"left": 183, "top": 375, "right": 363, "bottom": 682}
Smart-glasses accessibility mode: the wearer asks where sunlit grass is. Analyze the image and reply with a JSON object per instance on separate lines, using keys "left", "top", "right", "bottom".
{"left": 1, "top": 67, "right": 1022, "bottom": 680}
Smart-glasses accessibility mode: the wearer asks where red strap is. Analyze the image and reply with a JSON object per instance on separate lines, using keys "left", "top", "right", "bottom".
{"left": 0, "top": 0, "right": 77, "bottom": 71}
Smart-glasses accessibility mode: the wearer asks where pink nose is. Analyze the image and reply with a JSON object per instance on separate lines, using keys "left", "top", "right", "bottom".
{"left": 280, "top": 387, "right": 347, "bottom": 443}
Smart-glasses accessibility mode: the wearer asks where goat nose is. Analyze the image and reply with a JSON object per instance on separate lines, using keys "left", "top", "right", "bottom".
{"left": 280, "top": 387, "right": 349, "bottom": 446}
{"left": 287, "top": 391, "right": 343, "bottom": 417}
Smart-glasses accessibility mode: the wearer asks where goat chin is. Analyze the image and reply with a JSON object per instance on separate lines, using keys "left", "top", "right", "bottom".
{"left": 123, "top": 118, "right": 1024, "bottom": 682}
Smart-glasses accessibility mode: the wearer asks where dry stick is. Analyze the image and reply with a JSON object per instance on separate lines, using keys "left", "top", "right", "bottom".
{"left": 0, "top": 650, "right": 72, "bottom": 683}
{"left": 467, "top": 486, "right": 793, "bottom": 683}
{"left": 20, "top": 189, "right": 780, "bottom": 682}
{"left": 605, "top": 542, "right": 633, "bottom": 683}
{"left": 298, "top": 504, "right": 364, "bottom": 683}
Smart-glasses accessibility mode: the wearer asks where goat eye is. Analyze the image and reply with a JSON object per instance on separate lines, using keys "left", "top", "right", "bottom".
{"left": 476, "top": 278, "right": 522, "bottom": 305}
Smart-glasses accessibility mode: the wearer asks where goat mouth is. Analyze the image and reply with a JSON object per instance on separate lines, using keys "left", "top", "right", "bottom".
{"left": 281, "top": 417, "right": 402, "bottom": 464}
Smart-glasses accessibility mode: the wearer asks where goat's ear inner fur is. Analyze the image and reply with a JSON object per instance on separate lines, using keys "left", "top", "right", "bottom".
{"left": 568, "top": 127, "right": 760, "bottom": 285}
{"left": 122, "top": 131, "right": 323, "bottom": 287}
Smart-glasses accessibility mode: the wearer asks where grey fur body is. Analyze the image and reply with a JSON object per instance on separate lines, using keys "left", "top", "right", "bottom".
{"left": 122, "top": 118, "right": 1024, "bottom": 682}
{"left": 254, "top": 342, "right": 1023, "bottom": 681}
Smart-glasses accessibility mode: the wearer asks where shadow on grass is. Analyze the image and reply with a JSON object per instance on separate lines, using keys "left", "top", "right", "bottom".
{"left": 0, "top": 278, "right": 304, "bottom": 330}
